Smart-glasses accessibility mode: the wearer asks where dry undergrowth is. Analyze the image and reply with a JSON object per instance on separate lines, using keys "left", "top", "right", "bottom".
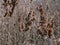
{"left": 3, "top": 0, "right": 18, "bottom": 17}
{"left": 2, "top": 0, "right": 54, "bottom": 39}
{"left": 18, "top": 3, "right": 54, "bottom": 39}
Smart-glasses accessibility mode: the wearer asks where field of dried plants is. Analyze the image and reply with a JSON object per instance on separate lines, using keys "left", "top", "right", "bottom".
{"left": 0, "top": 0, "right": 60, "bottom": 45}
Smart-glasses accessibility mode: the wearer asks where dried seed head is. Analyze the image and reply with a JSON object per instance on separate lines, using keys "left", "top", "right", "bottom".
{"left": 47, "top": 20, "right": 53, "bottom": 38}
{"left": 39, "top": 4, "right": 44, "bottom": 15}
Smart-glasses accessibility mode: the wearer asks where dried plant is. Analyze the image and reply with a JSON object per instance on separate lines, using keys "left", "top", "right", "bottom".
{"left": 3, "top": 0, "right": 18, "bottom": 17}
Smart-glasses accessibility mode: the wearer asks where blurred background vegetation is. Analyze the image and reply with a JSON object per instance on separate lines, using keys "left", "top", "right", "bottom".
{"left": 0, "top": 0, "right": 60, "bottom": 45}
